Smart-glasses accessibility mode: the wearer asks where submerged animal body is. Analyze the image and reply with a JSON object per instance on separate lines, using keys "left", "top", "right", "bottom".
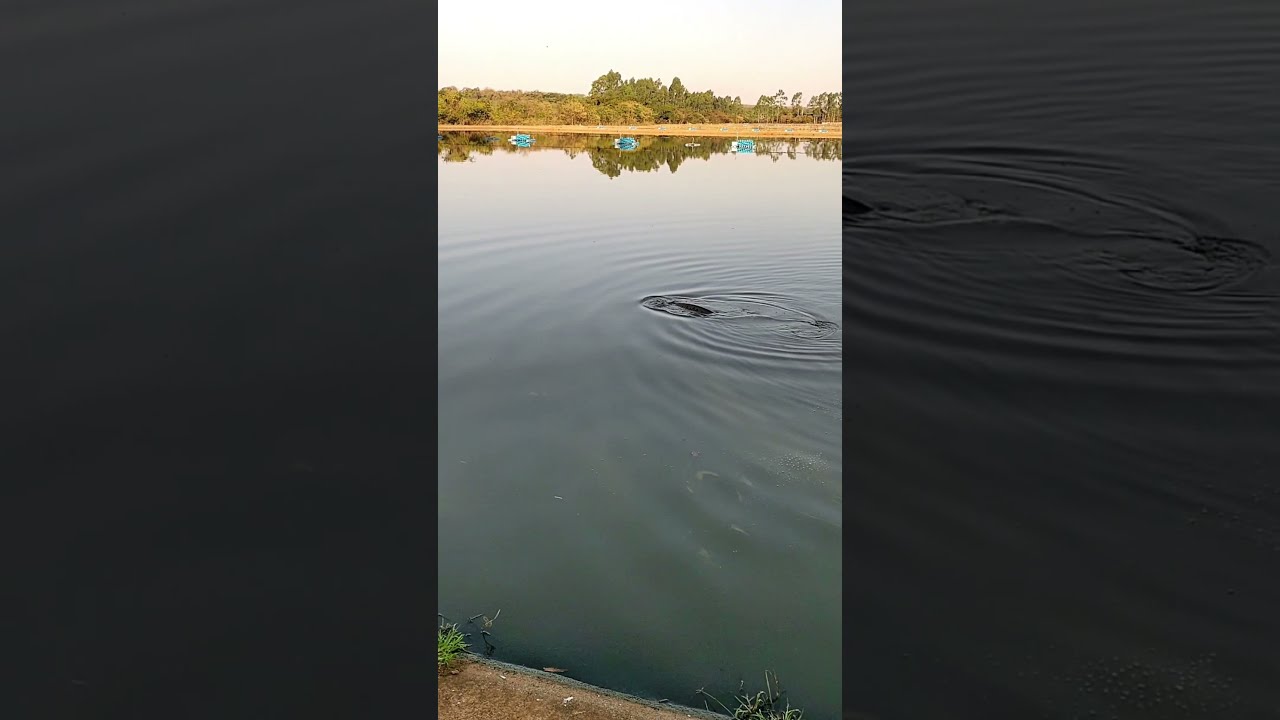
{"left": 641, "top": 296, "right": 716, "bottom": 317}
{"left": 672, "top": 301, "right": 714, "bottom": 316}
{"left": 640, "top": 294, "right": 841, "bottom": 338}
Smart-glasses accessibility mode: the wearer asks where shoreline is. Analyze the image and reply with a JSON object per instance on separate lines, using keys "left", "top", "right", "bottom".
{"left": 438, "top": 123, "right": 841, "bottom": 139}
{"left": 438, "top": 655, "right": 729, "bottom": 720}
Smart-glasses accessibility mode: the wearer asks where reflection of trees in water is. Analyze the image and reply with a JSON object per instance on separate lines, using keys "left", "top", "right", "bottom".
{"left": 437, "top": 133, "right": 841, "bottom": 176}
{"left": 437, "top": 135, "right": 500, "bottom": 163}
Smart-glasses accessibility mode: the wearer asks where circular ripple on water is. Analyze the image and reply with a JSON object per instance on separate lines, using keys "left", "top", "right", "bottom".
{"left": 845, "top": 145, "right": 1280, "bottom": 383}
{"left": 641, "top": 292, "right": 841, "bottom": 340}
{"left": 1097, "top": 234, "right": 1272, "bottom": 294}
{"left": 846, "top": 145, "right": 1274, "bottom": 296}
{"left": 637, "top": 292, "right": 841, "bottom": 392}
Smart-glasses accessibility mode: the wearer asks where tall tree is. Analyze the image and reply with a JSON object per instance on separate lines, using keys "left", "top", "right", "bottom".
{"left": 589, "top": 70, "right": 623, "bottom": 101}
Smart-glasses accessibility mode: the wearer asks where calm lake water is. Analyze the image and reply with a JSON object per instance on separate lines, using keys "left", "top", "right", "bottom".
{"left": 437, "top": 134, "right": 842, "bottom": 716}
{"left": 849, "top": 1, "right": 1280, "bottom": 718}
{"left": 4, "top": 1, "right": 428, "bottom": 716}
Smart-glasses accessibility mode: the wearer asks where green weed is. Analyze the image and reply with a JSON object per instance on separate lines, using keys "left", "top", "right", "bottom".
{"left": 437, "top": 623, "right": 468, "bottom": 669}
{"left": 697, "top": 671, "right": 804, "bottom": 720}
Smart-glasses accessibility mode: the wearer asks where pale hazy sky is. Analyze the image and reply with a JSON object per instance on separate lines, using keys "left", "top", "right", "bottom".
{"left": 438, "top": 0, "right": 841, "bottom": 102}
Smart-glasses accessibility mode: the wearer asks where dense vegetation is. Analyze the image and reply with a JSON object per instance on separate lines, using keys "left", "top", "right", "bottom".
{"left": 438, "top": 71, "right": 842, "bottom": 126}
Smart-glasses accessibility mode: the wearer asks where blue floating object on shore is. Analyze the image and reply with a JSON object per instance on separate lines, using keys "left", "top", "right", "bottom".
{"left": 509, "top": 133, "right": 535, "bottom": 147}
{"left": 614, "top": 136, "right": 639, "bottom": 151}
{"left": 731, "top": 139, "right": 755, "bottom": 154}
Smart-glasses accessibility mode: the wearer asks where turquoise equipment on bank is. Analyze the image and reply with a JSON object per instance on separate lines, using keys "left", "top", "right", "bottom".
{"left": 509, "top": 133, "right": 534, "bottom": 148}
{"left": 614, "top": 136, "right": 639, "bottom": 151}
{"left": 730, "top": 139, "right": 755, "bottom": 154}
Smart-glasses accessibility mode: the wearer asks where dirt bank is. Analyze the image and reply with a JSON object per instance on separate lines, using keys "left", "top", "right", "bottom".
{"left": 438, "top": 123, "right": 841, "bottom": 139}
{"left": 438, "top": 656, "right": 728, "bottom": 720}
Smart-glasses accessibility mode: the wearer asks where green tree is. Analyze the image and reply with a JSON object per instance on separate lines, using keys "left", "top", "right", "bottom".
{"left": 560, "top": 99, "right": 593, "bottom": 125}
{"left": 589, "top": 70, "right": 623, "bottom": 101}
{"left": 437, "top": 72, "right": 838, "bottom": 127}
{"left": 669, "top": 76, "right": 687, "bottom": 100}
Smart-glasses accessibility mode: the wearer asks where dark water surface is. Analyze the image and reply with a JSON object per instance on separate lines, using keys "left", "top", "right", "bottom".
{"left": 849, "top": 1, "right": 1280, "bottom": 718}
{"left": 438, "top": 135, "right": 841, "bottom": 716}
{"left": 3, "top": 1, "right": 427, "bottom": 716}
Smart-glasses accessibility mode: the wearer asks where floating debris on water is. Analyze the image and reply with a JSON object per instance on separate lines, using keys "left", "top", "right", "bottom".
{"left": 695, "top": 470, "right": 720, "bottom": 481}
{"left": 730, "top": 524, "right": 750, "bottom": 536}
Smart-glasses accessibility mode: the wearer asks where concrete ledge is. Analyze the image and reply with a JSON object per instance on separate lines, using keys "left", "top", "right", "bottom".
{"left": 438, "top": 654, "right": 729, "bottom": 720}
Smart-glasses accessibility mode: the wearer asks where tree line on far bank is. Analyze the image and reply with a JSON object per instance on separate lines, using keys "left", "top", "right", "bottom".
{"left": 438, "top": 70, "right": 842, "bottom": 126}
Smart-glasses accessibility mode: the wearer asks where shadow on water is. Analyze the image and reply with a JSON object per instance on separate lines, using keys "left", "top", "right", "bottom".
{"left": 438, "top": 132, "right": 842, "bottom": 176}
